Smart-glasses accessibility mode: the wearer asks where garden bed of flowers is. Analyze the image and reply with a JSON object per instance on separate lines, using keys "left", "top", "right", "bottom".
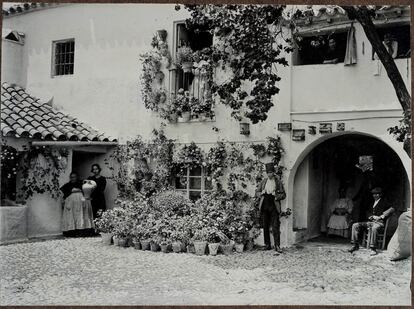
{"left": 94, "top": 189, "right": 262, "bottom": 255}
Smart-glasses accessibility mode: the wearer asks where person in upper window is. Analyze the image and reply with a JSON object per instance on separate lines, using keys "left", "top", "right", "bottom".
{"left": 373, "top": 33, "right": 398, "bottom": 75}
{"left": 348, "top": 187, "right": 395, "bottom": 256}
{"left": 323, "top": 38, "right": 340, "bottom": 64}
{"left": 255, "top": 163, "right": 286, "bottom": 253}
{"left": 88, "top": 164, "right": 107, "bottom": 219}
{"left": 382, "top": 33, "right": 398, "bottom": 58}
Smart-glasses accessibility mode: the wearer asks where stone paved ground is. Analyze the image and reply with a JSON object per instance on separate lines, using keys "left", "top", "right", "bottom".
{"left": 0, "top": 237, "right": 411, "bottom": 305}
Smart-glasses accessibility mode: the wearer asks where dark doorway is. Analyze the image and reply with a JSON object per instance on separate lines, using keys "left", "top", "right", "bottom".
{"left": 293, "top": 134, "right": 410, "bottom": 243}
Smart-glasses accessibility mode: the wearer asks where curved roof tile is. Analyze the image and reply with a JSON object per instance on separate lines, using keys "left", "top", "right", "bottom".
{"left": 1, "top": 82, "right": 117, "bottom": 143}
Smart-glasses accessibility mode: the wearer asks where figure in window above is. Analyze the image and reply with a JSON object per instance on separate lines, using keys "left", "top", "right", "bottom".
{"left": 323, "top": 38, "right": 341, "bottom": 64}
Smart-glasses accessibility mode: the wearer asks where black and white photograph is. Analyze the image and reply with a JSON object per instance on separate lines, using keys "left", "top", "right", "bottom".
{"left": 0, "top": 2, "right": 412, "bottom": 306}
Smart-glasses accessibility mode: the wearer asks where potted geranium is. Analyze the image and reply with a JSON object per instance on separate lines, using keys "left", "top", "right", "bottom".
{"left": 192, "top": 228, "right": 209, "bottom": 255}
{"left": 172, "top": 89, "right": 191, "bottom": 121}
{"left": 176, "top": 46, "right": 194, "bottom": 72}
{"left": 94, "top": 209, "right": 115, "bottom": 245}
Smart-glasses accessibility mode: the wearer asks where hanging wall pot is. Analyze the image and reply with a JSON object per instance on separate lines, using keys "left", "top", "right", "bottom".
{"left": 337, "top": 122, "right": 345, "bottom": 131}
{"left": 155, "top": 71, "right": 165, "bottom": 83}
{"left": 157, "top": 29, "right": 168, "bottom": 41}
{"left": 319, "top": 123, "right": 333, "bottom": 134}
{"left": 278, "top": 123, "right": 292, "bottom": 131}
{"left": 292, "top": 129, "right": 305, "bottom": 141}
{"left": 181, "top": 62, "right": 193, "bottom": 73}
{"left": 240, "top": 122, "right": 250, "bottom": 135}
{"left": 308, "top": 126, "right": 317, "bottom": 135}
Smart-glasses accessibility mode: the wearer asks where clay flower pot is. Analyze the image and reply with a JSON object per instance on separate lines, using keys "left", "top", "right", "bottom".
{"left": 101, "top": 233, "right": 113, "bottom": 245}
{"left": 181, "top": 62, "right": 193, "bottom": 73}
{"left": 141, "top": 239, "right": 151, "bottom": 250}
{"left": 180, "top": 111, "right": 191, "bottom": 122}
{"left": 235, "top": 243, "right": 244, "bottom": 253}
{"left": 160, "top": 243, "right": 169, "bottom": 253}
{"left": 193, "top": 241, "right": 207, "bottom": 255}
{"left": 208, "top": 243, "right": 219, "bottom": 256}
{"left": 150, "top": 242, "right": 160, "bottom": 252}
{"left": 172, "top": 241, "right": 182, "bottom": 253}
{"left": 118, "top": 237, "right": 128, "bottom": 247}
{"left": 221, "top": 243, "right": 234, "bottom": 256}
{"left": 132, "top": 240, "right": 141, "bottom": 250}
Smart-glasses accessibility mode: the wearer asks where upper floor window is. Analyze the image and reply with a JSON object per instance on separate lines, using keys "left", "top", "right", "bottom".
{"left": 52, "top": 39, "right": 75, "bottom": 76}
{"left": 174, "top": 165, "right": 212, "bottom": 201}
{"left": 294, "top": 31, "right": 348, "bottom": 65}
{"left": 372, "top": 25, "right": 410, "bottom": 59}
{"left": 172, "top": 22, "right": 214, "bottom": 120}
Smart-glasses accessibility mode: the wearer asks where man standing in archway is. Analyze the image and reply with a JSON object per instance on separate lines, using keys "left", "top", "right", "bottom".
{"left": 256, "top": 163, "right": 286, "bottom": 253}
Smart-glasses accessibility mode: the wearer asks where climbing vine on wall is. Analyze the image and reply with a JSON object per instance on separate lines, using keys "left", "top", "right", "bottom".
{"left": 19, "top": 147, "right": 69, "bottom": 199}
{"left": 179, "top": 4, "right": 292, "bottom": 124}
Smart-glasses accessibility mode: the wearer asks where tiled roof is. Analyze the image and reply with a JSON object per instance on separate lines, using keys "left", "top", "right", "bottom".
{"left": 1, "top": 82, "right": 117, "bottom": 142}
{"left": 2, "top": 3, "right": 65, "bottom": 17}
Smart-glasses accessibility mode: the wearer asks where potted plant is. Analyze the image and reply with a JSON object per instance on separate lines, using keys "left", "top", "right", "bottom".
{"left": 155, "top": 71, "right": 165, "bottom": 83}
{"left": 176, "top": 46, "right": 194, "bottom": 73}
{"left": 192, "top": 228, "right": 209, "bottom": 255}
{"left": 157, "top": 29, "right": 168, "bottom": 41}
{"left": 251, "top": 144, "right": 267, "bottom": 158}
{"left": 93, "top": 209, "right": 115, "bottom": 245}
{"left": 207, "top": 227, "right": 220, "bottom": 256}
{"left": 172, "top": 89, "right": 191, "bottom": 121}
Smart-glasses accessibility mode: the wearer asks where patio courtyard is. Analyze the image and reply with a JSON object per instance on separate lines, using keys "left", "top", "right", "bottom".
{"left": 0, "top": 237, "right": 410, "bottom": 306}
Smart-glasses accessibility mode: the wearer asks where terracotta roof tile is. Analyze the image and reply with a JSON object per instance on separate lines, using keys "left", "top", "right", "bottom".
{"left": 1, "top": 82, "right": 117, "bottom": 142}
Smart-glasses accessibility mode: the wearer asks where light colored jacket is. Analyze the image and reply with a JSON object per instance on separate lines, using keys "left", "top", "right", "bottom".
{"left": 255, "top": 177, "right": 286, "bottom": 214}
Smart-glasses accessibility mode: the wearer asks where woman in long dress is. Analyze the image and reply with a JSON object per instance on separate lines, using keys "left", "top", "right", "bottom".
{"left": 61, "top": 172, "right": 94, "bottom": 237}
{"left": 88, "top": 164, "right": 107, "bottom": 219}
{"left": 327, "top": 187, "right": 354, "bottom": 238}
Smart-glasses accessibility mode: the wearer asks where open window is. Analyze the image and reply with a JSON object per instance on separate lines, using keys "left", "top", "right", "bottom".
{"left": 371, "top": 25, "right": 410, "bottom": 59}
{"left": 174, "top": 165, "right": 212, "bottom": 201}
{"left": 294, "top": 31, "right": 348, "bottom": 65}
{"left": 172, "top": 22, "right": 214, "bottom": 120}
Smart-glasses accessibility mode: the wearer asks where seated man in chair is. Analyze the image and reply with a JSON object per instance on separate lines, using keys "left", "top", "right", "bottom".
{"left": 348, "top": 187, "right": 395, "bottom": 256}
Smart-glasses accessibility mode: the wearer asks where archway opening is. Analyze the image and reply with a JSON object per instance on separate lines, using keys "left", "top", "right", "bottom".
{"left": 292, "top": 134, "right": 410, "bottom": 244}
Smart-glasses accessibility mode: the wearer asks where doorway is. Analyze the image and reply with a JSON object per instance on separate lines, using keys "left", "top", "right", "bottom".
{"left": 292, "top": 134, "right": 410, "bottom": 242}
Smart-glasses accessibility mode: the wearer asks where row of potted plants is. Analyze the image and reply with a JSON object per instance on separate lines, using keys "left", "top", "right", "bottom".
{"left": 94, "top": 189, "right": 260, "bottom": 255}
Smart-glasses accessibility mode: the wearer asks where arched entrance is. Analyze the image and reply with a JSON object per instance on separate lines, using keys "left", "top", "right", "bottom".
{"left": 291, "top": 133, "right": 410, "bottom": 242}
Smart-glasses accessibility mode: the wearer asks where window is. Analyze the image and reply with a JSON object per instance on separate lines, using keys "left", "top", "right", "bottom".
{"left": 294, "top": 31, "right": 348, "bottom": 65}
{"left": 52, "top": 39, "right": 75, "bottom": 76}
{"left": 174, "top": 166, "right": 212, "bottom": 201}
{"left": 172, "top": 22, "right": 214, "bottom": 119}
{"left": 371, "top": 25, "right": 411, "bottom": 59}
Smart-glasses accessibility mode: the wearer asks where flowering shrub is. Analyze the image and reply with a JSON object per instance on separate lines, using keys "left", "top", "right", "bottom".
{"left": 174, "top": 142, "right": 204, "bottom": 177}
{"left": 175, "top": 46, "right": 194, "bottom": 65}
{"left": 94, "top": 209, "right": 116, "bottom": 233}
{"left": 151, "top": 190, "right": 192, "bottom": 216}
{"left": 206, "top": 141, "right": 227, "bottom": 183}
{"left": 171, "top": 88, "right": 191, "bottom": 115}
{"left": 267, "top": 136, "right": 284, "bottom": 167}
{"left": 250, "top": 144, "right": 267, "bottom": 158}
{"left": 19, "top": 147, "right": 69, "bottom": 199}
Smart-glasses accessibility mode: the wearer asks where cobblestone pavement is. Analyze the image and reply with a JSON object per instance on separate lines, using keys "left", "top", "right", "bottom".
{"left": 0, "top": 237, "right": 411, "bottom": 305}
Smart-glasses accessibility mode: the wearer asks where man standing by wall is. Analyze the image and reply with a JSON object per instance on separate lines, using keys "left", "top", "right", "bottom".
{"left": 256, "top": 163, "right": 286, "bottom": 253}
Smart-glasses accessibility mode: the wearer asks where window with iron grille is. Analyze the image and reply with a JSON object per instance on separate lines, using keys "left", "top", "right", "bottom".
{"left": 52, "top": 39, "right": 75, "bottom": 76}
{"left": 174, "top": 165, "right": 212, "bottom": 201}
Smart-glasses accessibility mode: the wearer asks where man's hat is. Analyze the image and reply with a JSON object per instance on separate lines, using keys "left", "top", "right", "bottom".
{"left": 371, "top": 187, "right": 382, "bottom": 194}
{"left": 265, "top": 163, "right": 275, "bottom": 173}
